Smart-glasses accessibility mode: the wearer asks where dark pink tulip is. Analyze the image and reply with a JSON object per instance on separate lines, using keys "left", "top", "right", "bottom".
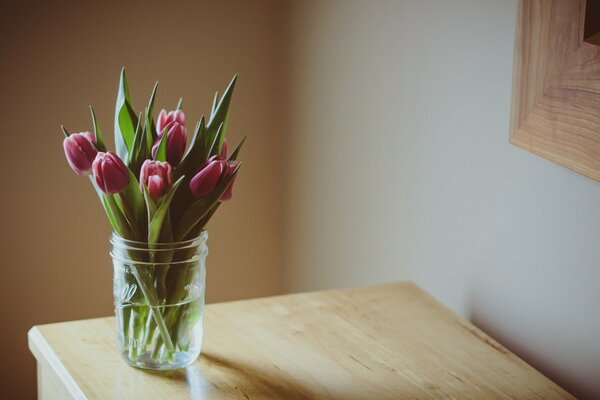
{"left": 63, "top": 132, "right": 97, "bottom": 176}
{"left": 189, "top": 158, "right": 226, "bottom": 197}
{"left": 189, "top": 155, "right": 238, "bottom": 200}
{"left": 220, "top": 160, "right": 239, "bottom": 201}
{"left": 220, "top": 138, "right": 228, "bottom": 158}
{"left": 92, "top": 152, "right": 130, "bottom": 194}
{"left": 153, "top": 109, "right": 187, "bottom": 166}
{"left": 139, "top": 160, "right": 172, "bottom": 200}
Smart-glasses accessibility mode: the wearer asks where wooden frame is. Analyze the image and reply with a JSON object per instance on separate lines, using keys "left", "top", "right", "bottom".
{"left": 584, "top": 0, "right": 600, "bottom": 45}
{"left": 510, "top": 0, "right": 600, "bottom": 181}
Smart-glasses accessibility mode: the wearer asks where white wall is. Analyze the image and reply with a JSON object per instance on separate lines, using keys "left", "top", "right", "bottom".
{"left": 283, "top": 1, "right": 600, "bottom": 398}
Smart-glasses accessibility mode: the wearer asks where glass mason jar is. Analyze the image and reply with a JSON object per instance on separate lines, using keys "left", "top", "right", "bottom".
{"left": 110, "top": 231, "right": 208, "bottom": 370}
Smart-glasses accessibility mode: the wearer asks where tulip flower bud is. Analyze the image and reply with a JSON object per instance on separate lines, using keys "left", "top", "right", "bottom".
{"left": 220, "top": 160, "right": 239, "bottom": 201}
{"left": 189, "top": 155, "right": 238, "bottom": 200}
{"left": 63, "top": 132, "right": 97, "bottom": 176}
{"left": 220, "top": 138, "right": 228, "bottom": 158}
{"left": 157, "top": 109, "right": 185, "bottom": 132}
{"left": 139, "top": 160, "right": 172, "bottom": 200}
{"left": 153, "top": 109, "right": 187, "bottom": 166}
{"left": 92, "top": 152, "right": 130, "bottom": 194}
{"left": 189, "top": 158, "right": 226, "bottom": 198}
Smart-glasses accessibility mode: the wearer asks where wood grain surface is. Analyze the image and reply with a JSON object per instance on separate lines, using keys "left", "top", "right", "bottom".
{"left": 29, "top": 282, "right": 574, "bottom": 399}
{"left": 510, "top": 0, "right": 600, "bottom": 181}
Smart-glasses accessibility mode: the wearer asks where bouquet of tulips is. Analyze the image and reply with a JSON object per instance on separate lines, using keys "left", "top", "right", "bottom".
{"left": 61, "top": 69, "right": 243, "bottom": 364}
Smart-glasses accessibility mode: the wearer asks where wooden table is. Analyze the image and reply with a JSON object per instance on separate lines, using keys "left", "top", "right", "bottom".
{"left": 28, "top": 282, "right": 573, "bottom": 399}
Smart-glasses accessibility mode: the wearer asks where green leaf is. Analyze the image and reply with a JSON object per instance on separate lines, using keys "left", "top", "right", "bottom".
{"left": 128, "top": 111, "right": 142, "bottom": 161}
{"left": 104, "top": 194, "right": 133, "bottom": 238}
{"left": 142, "top": 184, "right": 176, "bottom": 257}
{"left": 174, "top": 163, "right": 241, "bottom": 241}
{"left": 112, "top": 195, "right": 139, "bottom": 239}
{"left": 217, "top": 116, "right": 230, "bottom": 156}
{"left": 117, "top": 104, "right": 138, "bottom": 158}
{"left": 208, "top": 75, "right": 236, "bottom": 129}
{"left": 210, "top": 91, "right": 219, "bottom": 119}
{"left": 205, "top": 75, "right": 237, "bottom": 156}
{"left": 154, "top": 126, "right": 169, "bottom": 162}
{"left": 180, "top": 117, "right": 205, "bottom": 164}
{"left": 188, "top": 202, "right": 220, "bottom": 238}
{"left": 148, "top": 176, "right": 185, "bottom": 244}
{"left": 114, "top": 68, "right": 138, "bottom": 160}
{"left": 146, "top": 82, "right": 158, "bottom": 150}
{"left": 173, "top": 117, "right": 206, "bottom": 183}
{"left": 159, "top": 212, "right": 174, "bottom": 243}
{"left": 147, "top": 82, "right": 158, "bottom": 117}
{"left": 145, "top": 107, "right": 155, "bottom": 159}
{"left": 176, "top": 97, "right": 183, "bottom": 111}
{"left": 60, "top": 125, "right": 70, "bottom": 138}
{"left": 228, "top": 136, "right": 246, "bottom": 161}
{"left": 89, "top": 106, "right": 106, "bottom": 151}
{"left": 142, "top": 183, "right": 157, "bottom": 223}
{"left": 170, "top": 76, "right": 238, "bottom": 226}
{"left": 114, "top": 168, "right": 146, "bottom": 237}
{"left": 88, "top": 176, "right": 132, "bottom": 238}
{"left": 169, "top": 118, "right": 217, "bottom": 226}
{"left": 129, "top": 111, "right": 147, "bottom": 173}
{"left": 90, "top": 176, "right": 116, "bottom": 227}
{"left": 206, "top": 122, "right": 224, "bottom": 158}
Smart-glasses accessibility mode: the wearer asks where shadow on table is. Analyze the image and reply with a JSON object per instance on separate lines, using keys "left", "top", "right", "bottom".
{"left": 144, "top": 352, "right": 315, "bottom": 399}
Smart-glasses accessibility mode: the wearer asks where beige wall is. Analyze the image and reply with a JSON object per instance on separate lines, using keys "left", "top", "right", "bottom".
{"left": 0, "top": 0, "right": 285, "bottom": 398}
{"left": 284, "top": 1, "right": 600, "bottom": 399}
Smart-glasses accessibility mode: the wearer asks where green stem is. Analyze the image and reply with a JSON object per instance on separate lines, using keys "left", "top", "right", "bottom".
{"left": 130, "top": 266, "right": 175, "bottom": 353}
{"left": 117, "top": 193, "right": 141, "bottom": 239}
{"left": 128, "top": 310, "right": 139, "bottom": 360}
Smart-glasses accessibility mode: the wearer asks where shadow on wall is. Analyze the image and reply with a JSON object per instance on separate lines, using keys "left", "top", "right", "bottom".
{"left": 468, "top": 287, "right": 597, "bottom": 400}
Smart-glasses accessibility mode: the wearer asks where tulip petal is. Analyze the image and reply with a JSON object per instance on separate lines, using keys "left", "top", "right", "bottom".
{"left": 220, "top": 138, "right": 228, "bottom": 158}
{"left": 173, "top": 110, "right": 185, "bottom": 125}
{"left": 63, "top": 132, "right": 97, "bottom": 176}
{"left": 140, "top": 160, "right": 172, "bottom": 200}
{"left": 221, "top": 161, "right": 239, "bottom": 201}
{"left": 92, "top": 152, "right": 130, "bottom": 195}
{"left": 148, "top": 175, "right": 165, "bottom": 200}
{"left": 166, "top": 124, "right": 187, "bottom": 166}
{"left": 189, "top": 160, "right": 225, "bottom": 197}
{"left": 157, "top": 109, "right": 168, "bottom": 134}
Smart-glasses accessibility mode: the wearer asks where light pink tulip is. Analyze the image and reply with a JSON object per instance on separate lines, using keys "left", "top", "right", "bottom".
{"left": 153, "top": 109, "right": 187, "bottom": 166}
{"left": 92, "top": 152, "right": 130, "bottom": 194}
{"left": 157, "top": 109, "right": 185, "bottom": 132}
{"left": 139, "top": 160, "right": 172, "bottom": 200}
{"left": 63, "top": 132, "right": 97, "bottom": 176}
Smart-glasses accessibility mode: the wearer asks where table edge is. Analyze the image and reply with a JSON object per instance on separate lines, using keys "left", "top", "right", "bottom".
{"left": 28, "top": 326, "right": 87, "bottom": 400}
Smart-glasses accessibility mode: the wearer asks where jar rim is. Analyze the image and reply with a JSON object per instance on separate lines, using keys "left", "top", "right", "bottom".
{"left": 110, "top": 230, "right": 208, "bottom": 250}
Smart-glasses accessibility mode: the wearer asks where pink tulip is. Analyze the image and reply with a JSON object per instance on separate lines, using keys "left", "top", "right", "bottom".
{"left": 220, "top": 160, "right": 239, "bottom": 201}
{"left": 189, "top": 155, "right": 238, "bottom": 201}
{"left": 63, "top": 132, "right": 97, "bottom": 176}
{"left": 92, "top": 152, "right": 130, "bottom": 194}
{"left": 157, "top": 109, "right": 185, "bottom": 131}
{"left": 139, "top": 160, "right": 172, "bottom": 200}
{"left": 153, "top": 109, "right": 187, "bottom": 166}
{"left": 220, "top": 138, "right": 228, "bottom": 158}
{"left": 189, "top": 158, "right": 226, "bottom": 198}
